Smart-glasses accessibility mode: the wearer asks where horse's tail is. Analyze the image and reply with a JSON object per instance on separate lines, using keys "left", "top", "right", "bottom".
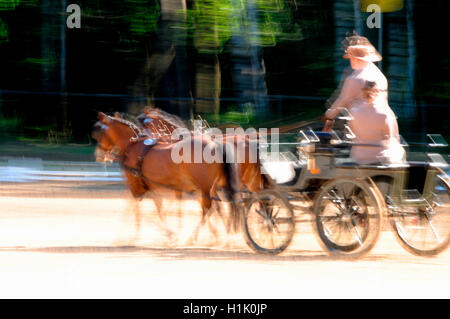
{"left": 221, "top": 141, "right": 241, "bottom": 233}
{"left": 255, "top": 140, "right": 272, "bottom": 190}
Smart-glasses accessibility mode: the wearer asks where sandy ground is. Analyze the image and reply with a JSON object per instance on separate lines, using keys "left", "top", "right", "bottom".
{"left": 1, "top": 182, "right": 450, "bottom": 299}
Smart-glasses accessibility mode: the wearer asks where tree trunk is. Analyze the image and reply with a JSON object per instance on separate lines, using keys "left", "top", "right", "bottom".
{"left": 195, "top": 54, "right": 221, "bottom": 119}
{"left": 333, "top": 0, "right": 363, "bottom": 84}
{"left": 128, "top": 0, "right": 193, "bottom": 120}
{"left": 230, "top": 0, "right": 268, "bottom": 114}
{"left": 384, "top": 0, "right": 416, "bottom": 119}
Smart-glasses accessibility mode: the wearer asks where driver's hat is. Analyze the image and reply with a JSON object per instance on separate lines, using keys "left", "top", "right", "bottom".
{"left": 343, "top": 44, "right": 382, "bottom": 62}
{"left": 341, "top": 31, "right": 382, "bottom": 62}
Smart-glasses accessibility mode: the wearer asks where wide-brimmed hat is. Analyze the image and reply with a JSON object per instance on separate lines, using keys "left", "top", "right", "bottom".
{"left": 341, "top": 31, "right": 382, "bottom": 62}
{"left": 343, "top": 44, "right": 382, "bottom": 62}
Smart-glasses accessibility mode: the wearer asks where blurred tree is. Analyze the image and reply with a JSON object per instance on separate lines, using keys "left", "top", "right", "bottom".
{"left": 0, "top": 0, "right": 20, "bottom": 11}
{"left": 186, "top": 0, "right": 301, "bottom": 53}
{"left": 124, "top": 0, "right": 160, "bottom": 36}
{"left": 184, "top": 0, "right": 301, "bottom": 115}
{"left": 0, "top": 17, "right": 7, "bottom": 45}
{"left": 127, "top": 0, "right": 194, "bottom": 119}
{"left": 0, "top": 0, "right": 21, "bottom": 44}
{"left": 0, "top": 0, "right": 25, "bottom": 117}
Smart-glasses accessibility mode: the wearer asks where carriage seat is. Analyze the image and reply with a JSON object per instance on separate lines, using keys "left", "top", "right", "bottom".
{"left": 261, "top": 161, "right": 297, "bottom": 184}
{"left": 261, "top": 151, "right": 303, "bottom": 185}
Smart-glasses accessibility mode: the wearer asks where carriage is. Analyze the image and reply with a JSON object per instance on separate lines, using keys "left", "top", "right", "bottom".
{"left": 96, "top": 110, "right": 450, "bottom": 259}
{"left": 242, "top": 119, "right": 450, "bottom": 259}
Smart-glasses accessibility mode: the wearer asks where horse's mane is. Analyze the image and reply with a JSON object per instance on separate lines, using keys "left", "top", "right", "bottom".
{"left": 109, "top": 114, "right": 144, "bottom": 137}
{"left": 144, "top": 107, "right": 188, "bottom": 129}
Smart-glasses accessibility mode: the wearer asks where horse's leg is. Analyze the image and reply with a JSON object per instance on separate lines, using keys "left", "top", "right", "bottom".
{"left": 186, "top": 194, "right": 213, "bottom": 245}
{"left": 175, "top": 191, "right": 183, "bottom": 232}
{"left": 207, "top": 184, "right": 233, "bottom": 245}
{"left": 130, "top": 198, "right": 142, "bottom": 243}
{"left": 205, "top": 200, "right": 221, "bottom": 246}
{"left": 212, "top": 187, "right": 242, "bottom": 249}
{"left": 150, "top": 192, "right": 176, "bottom": 245}
{"left": 116, "top": 174, "right": 149, "bottom": 245}
{"left": 215, "top": 187, "right": 239, "bottom": 234}
{"left": 212, "top": 200, "right": 228, "bottom": 233}
{"left": 206, "top": 195, "right": 235, "bottom": 247}
{"left": 115, "top": 194, "right": 142, "bottom": 246}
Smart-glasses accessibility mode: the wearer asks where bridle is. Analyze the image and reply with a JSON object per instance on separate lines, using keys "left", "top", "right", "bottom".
{"left": 96, "top": 115, "right": 145, "bottom": 163}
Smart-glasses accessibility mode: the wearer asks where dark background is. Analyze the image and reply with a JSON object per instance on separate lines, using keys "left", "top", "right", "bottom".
{"left": 0, "top": 0, "right": 449, "bottom": 159}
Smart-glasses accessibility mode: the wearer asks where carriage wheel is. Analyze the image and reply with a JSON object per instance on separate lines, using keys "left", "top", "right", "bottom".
{"left": 392, "top": 174, "right": 450, "bottom": 257}
{"left": 243, "top": 190, "right": 295, "bottom": 255}
{"left": 313, "top": 178, "right": 384, "bottom": 259}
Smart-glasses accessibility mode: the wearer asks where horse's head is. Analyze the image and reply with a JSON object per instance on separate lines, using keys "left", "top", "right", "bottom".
{"left": 92, "top": 112, "right": 139, "bottom": 162}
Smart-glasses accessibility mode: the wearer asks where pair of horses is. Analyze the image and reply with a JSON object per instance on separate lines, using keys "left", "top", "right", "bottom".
{"left": 92, "top": 108, "right": 267, "bottom": 245}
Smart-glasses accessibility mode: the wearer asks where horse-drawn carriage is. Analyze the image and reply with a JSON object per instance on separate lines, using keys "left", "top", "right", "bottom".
{"left": 243, "top": 120, "right": 450, "bottom": 259}
{"left": 93, "top": 109, "right": 450, "bottom": 259}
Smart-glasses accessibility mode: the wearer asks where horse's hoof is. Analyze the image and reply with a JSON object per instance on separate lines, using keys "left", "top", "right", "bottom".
{"left": 203, "top": 239, "right": 220, "bottom": 247}
{"left": 113, "top": 239, "right": 127, "bottom": 247}
{"left": 185, "top": 238, "right": 196, "bottom": 246}
{"left": 167, "top": 234, "right": 178, "bottom": 246}
{"left": 164, "top": 238, "right": 177, "bottom": 248}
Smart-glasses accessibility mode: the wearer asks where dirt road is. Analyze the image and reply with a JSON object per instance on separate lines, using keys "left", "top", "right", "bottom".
{"left": 0, "top": 181, "right": 449, "bottom": 299}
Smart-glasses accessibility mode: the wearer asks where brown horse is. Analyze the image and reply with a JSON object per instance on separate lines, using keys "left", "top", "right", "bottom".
{"left": 136, "top": 109, "right": 267, "bottom": 192}
{"left": 92, "top": 112, "right": 236, "bottom": 244}
{"left": 135, "top": 110, "right": 270, "bottom": 232}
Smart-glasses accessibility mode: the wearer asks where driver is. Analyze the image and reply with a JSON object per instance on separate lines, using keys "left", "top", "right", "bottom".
{"left": 323, "top": 32, "right": 405, "bottom": 164}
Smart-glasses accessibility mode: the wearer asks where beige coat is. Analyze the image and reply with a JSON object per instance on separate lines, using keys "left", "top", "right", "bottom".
{"left": 325, "top": 62, "right": 405, "bottom": 164}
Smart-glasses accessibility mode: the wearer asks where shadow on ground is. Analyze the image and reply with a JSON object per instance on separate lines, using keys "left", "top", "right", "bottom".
{"left": 0, "top": 244, "right": 411, "bottom": 263}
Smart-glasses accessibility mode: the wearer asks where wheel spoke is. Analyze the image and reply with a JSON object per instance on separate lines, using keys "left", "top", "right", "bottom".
{"left": 255, "top": 207, "right": 267, "bottom": 220}
{"left": 244, "top": 191, "right": 294, "bottom": 254}
{"left": 327, "top": 190, "right": 347, "bottom": 215}
{"left": 271, "top": 205, "right": 281, "bottom": 219}
{"left": 422, "top": 210, "right": 443, "bottom": 243}
{"left": 315, "top": 179, "right": 382, "bottom": 258}
{"left": 348, "top": 219, "right": 363, "bottom": 246}
{"left": 390, "top": 172, "right": 450, "bottom": 256}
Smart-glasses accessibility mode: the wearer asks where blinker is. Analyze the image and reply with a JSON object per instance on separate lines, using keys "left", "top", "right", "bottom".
{"left": 143, "top": 138, "right": 157, "bottom": 146}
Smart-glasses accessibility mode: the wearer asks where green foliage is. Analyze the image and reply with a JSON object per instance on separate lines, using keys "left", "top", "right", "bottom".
{"left": 215, "top": 103, "right": 256, "bottom": 124}
{"left": 0, "top": 18, "right": 8, "bottom": 44}
{"left": 252, "top": 0, "right": 302, "bottom": 45}
{"left": 0, "top": 0, "right": 20, "bottom": 11}
{"left": 123, "top": 0, "right": 160, "bottom": 36}
{"left": 0, "top": 0, "right": 39, "bottom": 45}
{"left": 0, "top": 114, "right": 22, "bottom": 133}
{"left": 0, "top": 0, "right": 22, "bottom": 44}
{"left": 187, "top": 0, "right": 237, "bottom": 54}
{"left": 185, "top": 0, "right": 301, "bottom": 54}
{"left": 23, "top": 57, "right": 57, "bottom": 65}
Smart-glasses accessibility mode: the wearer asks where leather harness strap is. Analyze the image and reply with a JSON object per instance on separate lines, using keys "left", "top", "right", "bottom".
{"left": 119, "top": 140, "right": 223, "bottom": 201}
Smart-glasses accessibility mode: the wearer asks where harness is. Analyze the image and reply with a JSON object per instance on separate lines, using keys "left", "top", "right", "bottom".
{"left": 119, "top": 138, "right": 223, "bottom": 201}
{"left": 121, "top": 139, "right": 155, "bottom": 180}
{"left": 99, "top": 116, "right": 237, "bottom": 202}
